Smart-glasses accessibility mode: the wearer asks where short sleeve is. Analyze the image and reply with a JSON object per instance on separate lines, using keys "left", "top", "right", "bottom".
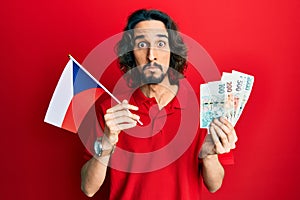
{"left": 218, "top": 151, "right": 234, "bottom": 165}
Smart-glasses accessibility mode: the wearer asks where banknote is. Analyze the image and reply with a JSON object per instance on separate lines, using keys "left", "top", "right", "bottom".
{"left": 221, "top": 73, "right": 234, "bottom": 123}
{"left": 208, "top": 81, "right": 226, "bottom": 119}
{"left": 200, "top": 81, "right": 226, "bottom": 128}
{"left": 232, "top": 70, "right": 254, "bottom": 123}
{"left": 200, "top": 84, "right": 214, "bottom": 128}
{"left": 200, "top": 70, "right": 254, "bottom": 128}
{"left": 221, "top": 72, "right": 245, "bottom": 125}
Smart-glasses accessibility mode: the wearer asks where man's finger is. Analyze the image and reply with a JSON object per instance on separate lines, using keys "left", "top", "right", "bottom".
{"left": 110, "top": 121, "right": 137, "bottom": 132}
{"left": 218, "top": 117, "right": 238, "bottom": 148}
{"left": 104, "top": 111, "right": 140, "bottom": 122}
{"left": 213, "top": 118, "right": 231, "bottom": 134}
{"left": 212, "top": 122, "right": 231, "bottom": 152}
{"left": 219, "top": 117, "right": 234, "bottom": 131}
{"left": 106, "top": 100, "right": 139, "bottom": 113}
{"left": 209, "top": 124, "right": 226, "bottom": 154}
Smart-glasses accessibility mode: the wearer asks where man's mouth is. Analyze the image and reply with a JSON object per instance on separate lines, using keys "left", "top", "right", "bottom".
{"left": 142, "top": 62, "right": 163, "bottom": 71}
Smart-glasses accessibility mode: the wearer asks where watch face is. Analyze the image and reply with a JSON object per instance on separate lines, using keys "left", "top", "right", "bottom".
{"left": 94, "top": 139, "right": 102, "bottom": 156}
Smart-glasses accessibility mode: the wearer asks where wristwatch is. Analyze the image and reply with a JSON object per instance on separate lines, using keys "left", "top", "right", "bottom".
{"left": 94, "top": 136, "right": 116, "bottom": 157}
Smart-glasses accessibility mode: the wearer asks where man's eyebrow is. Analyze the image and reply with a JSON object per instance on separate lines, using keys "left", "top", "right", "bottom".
{"left": 156, "top": 34, "right": 168, "bottom": 39}
{"left": 134, "top": 34, "right": 169, "bottom": 41}
{"left": 134, "top": 35, "right": 145, "bottom": 41}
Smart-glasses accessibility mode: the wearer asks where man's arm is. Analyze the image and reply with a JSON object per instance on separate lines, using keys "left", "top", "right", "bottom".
{"left": 200, "top": 117, "right": 237, "bottom": 193}
{"left": 201, "top": 155, "right": 224, "bottom": 193}
{"left": 81, "top": 139, "right": 112, "bottom": 197}
{"left": 81, "top": 157, "right": 109, "bottom": 197}
{"left": 81, "top": 100, "right": 140, "bottom": 197}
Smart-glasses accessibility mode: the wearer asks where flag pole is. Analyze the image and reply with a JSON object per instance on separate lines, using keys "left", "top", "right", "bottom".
{"left": 68, "top": 54, "right": 143, "bottom": 125}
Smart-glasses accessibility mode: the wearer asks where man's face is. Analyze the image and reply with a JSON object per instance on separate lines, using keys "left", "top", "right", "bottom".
{"left": 133, "top": 20, "right": 171, "bottom": 84}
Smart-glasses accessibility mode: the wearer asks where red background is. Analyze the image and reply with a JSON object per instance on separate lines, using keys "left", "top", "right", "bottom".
{"left": 2, "top": 0, "right": 300, "bottom": 199}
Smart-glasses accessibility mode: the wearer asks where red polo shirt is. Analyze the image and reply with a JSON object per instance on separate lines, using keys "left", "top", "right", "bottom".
{"left": 85, "top": 79, "right": 233, "bottom": 200}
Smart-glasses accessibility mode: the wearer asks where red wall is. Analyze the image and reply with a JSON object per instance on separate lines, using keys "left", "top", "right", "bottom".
{"left": 2, "top": 0, "right": 300, "bottom": 199}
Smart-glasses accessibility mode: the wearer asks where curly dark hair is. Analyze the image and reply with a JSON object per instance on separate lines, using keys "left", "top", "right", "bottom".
{"left": 116, "top": 9, "right": 188, "bottom": 88}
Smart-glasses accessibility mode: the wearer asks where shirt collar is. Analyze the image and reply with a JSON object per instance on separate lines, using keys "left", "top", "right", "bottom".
{"left": 131, "top": 80, "right": 189, "bottom": 110}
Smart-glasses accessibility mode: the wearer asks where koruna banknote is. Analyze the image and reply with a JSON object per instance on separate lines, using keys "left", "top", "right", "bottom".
{"left": 200, "top": 70, "right": 254, "bottom": 128}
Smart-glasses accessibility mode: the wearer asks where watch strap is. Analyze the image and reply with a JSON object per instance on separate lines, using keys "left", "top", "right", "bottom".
{"left": 94, "top": 136, "right": 116, "bottom": 157}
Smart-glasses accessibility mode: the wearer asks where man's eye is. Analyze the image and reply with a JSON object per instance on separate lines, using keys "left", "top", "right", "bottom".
{"left": 137, "top": 42, "right": 148, "bottom": 48}
{"left": 157, "top": 41, "right": 166, "bottom": 47}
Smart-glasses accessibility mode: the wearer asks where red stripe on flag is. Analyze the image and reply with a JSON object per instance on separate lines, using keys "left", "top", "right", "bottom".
{"left": 61, "top": 88, "right": 105, "bottom": 133}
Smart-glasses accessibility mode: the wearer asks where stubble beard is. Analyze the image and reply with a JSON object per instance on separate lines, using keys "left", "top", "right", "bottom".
{"left": 141, "top": 71, "right": 166, "bottom": 85}
{"left": 140, "top": 62, "right": 166, "bottom": 84}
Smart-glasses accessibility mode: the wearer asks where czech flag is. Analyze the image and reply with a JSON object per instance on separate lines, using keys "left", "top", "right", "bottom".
{"left": 44, "top": 56, "right": 106, "bottom": 133}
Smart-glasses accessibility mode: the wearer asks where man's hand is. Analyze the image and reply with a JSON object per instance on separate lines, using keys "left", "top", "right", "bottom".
{"left": 103, "top": 100, "right": 140, "bottom": 144}
{"left": 199, "top": 117, "right": 238, "bottom": 158}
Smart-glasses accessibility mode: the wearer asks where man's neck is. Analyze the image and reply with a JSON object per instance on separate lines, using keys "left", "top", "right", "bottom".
{"left": 140, "top": 79, "right": 178, "bottom": 110}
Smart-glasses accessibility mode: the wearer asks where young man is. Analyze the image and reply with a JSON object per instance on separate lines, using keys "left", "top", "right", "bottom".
{"left": 81, "top": 9, "right": 237, "bottom": 199}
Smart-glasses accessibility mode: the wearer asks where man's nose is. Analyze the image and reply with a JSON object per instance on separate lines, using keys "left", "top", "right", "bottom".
{"left": 147, "top": 47, "right": 157, "bottom": 61}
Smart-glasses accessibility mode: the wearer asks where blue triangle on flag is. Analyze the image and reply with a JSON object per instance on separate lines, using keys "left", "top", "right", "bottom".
{"left": 72, "top": 61, "right": 100, "bottom": 95}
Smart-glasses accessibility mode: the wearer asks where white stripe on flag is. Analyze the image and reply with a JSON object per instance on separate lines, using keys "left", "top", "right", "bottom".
{"left": 44, "top": 60, "right": 74, "bottom": 127}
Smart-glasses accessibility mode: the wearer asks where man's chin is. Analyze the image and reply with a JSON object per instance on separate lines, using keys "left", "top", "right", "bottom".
{"left": 141, "top": 74, "right": 165, "bottom": 85}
